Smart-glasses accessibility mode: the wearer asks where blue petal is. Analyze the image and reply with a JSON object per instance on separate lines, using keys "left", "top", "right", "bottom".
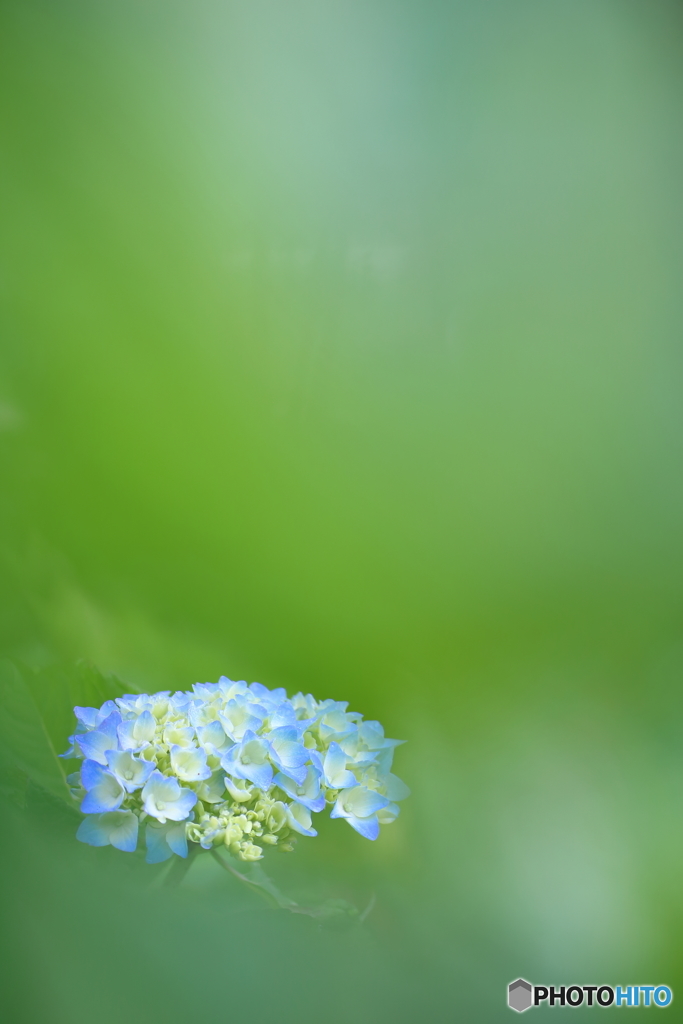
{"left": 199, "top": 720, "right": 229, "bottom": 752}
{"left": 281, "top": 783, "right": 325, "bottom": 813}
{"left": 135, "top": 710, "right": 156, "bottom": 742}
{"left": 239, "top": 728, "right": 260, "bottom": 746}
{"left": 220, "top": 746, "right": 239, "bottom": 770}
{"left": 116, "top": 720, "right": 138, "bottom": 751}
{"left": 329, "top": 799, "right": 345, "bottom": 819}
{"left": 77, "top": 731, "right": 113, "bottom": 765}
{"left": 273, "top": 770, "right": 319, "bottom": 806}
{"left": 343, "top": 786, "right": 390, "bottom": 818}
{"left": 240, "top": 760, "right": 273, "bottom": 790}
{"left": 285, "top": 803, "right": 318, "bottom": 837}
{"left": 80, "top": 759, "right": 107, "bottom": 791}
{"left": 268, "top": 704, "right": 299, "bottom": 729}
{"left": 271, "top": 739, "right": 309, "bottom": 769}
{"left": 145, "top": 825, "right": 172, "bottom": 863}
{"left": 109, "top": 811, "right": 138, "bottom": 852}
{"left": 59, "top": 737, "right": 78, "bottom": 758}
{"left": 76, "top": 814, "right": 112, "bottom": 846}
{"left": 106, "top": 750, "right": 155, "bottom": 792}
{"left": 96, "top": 701, "right": 117, "bottom": 722}
{"left": 76, "top": 711, "right": 121, "bottom": 762}
{"left": 97, "top": 711, "right": 122, "bottom": 743}
{"left": 168, "top": 786, "right": 198, "bottom": 821}
{"left": 273, "top": 771, "right": 296, "bottom": 799}
{"left": 249, "top": 682, "right": 274, "bottom": 701}
{"left": 346, "top": 813, "right": 380, "bottom": 840}
{"left": 166, "top": 823, "right": 189, "bottom": 858}
{"left": 80, "top": 773, "right": 125, "bottom": 813}
{"left": 273, "top": 762, "right": 308, "bottom": 786}
{"left": 323, "top": 742, "right": 356, "bottom": 788}
{"left": 269, "top": 726, "right": 298, "bottom": 743}
{"left": 222, "top": 760, "right": 248, "bottom": 783}
{"left": 74, "top": 706, "right": 101, "bottom": 728}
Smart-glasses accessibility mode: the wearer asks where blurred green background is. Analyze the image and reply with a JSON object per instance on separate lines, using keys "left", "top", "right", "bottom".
{"left": 2, "top": 0, "right": 683, "bottom": 1019}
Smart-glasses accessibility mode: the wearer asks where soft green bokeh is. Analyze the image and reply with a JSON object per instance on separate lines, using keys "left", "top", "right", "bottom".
{"left": 1, "top": 0, "right": 683, "bottom": 1019}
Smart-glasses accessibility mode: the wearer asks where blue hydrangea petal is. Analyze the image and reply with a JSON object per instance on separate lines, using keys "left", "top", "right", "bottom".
{"left": 74, "top": 706, "right": 101, "bottom": 729}
{"left": 274, "top": 769, "right": 325, "bottom": 812}
{"left": 216, "top": 677, "right": 249, "bottom": 700}
{"left": 196, "top": 721, "right": 230, "bottom": 755}
{"left": 145, "top": 822, "right": 173, "bottom": 864}
{"left": 106, "top": 749, "right": 155, "bottom": 792}
{"left": 59, "top": 736, "right": 78, "bottom": 758}
{"left": 166, "top": 822, "right": 188, "bottom": 858}
{"left": 323, "top": 742, "right": 357, "bottom": 790}
{"left": 250, "top": 682, "right": 287, "bottom": 706}
{"left": 239, "top": 759, "right": 273, "bottom": 790}
{"left": 77, "top": 730, "right": 114, "bottom": 764}
{"left": 108, "top": 811, "right": 138, "bottom": 852}
{"left": 76, "top": 711, "right": 122, "bottom": 764}
{"left": 170, "top": 786, "right": 197, "bottom": 820}
{"left": 273, "top": 763, "right": 307, "bottom": 786}
{"left": 269, "top": 729, "right": 309, "bottom": 769}
{"left": 267, "top": 703, "right": 299, "bottom": 729}
{"left": 80, "top": 769, "right": 125, "bottom": 813}
{"left": 345, "top": 813, "right": 380, "bottom": 841}
{"left": 285, "top": 802, "right": 318, "bottom": 837}
{"left": 341, "top": 786, "right": 390, "bottom": 818}
{"left": 219, "top": 699, "right": 267, "bottom": 741}
{"left": 81, "top": 758, "right": 107, "bottom": 790}
{"left": 76, "top": 813, "right": 112, "bottom": 846}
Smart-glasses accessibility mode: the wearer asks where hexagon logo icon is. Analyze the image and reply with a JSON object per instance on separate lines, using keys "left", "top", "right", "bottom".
{"left": 508, "top": 979, "right": 533, "bottom": 1012}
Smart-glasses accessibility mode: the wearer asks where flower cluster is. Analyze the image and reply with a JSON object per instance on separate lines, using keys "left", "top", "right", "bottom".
{"left": 63, "top": 677, "right": 409, "bottom": 863}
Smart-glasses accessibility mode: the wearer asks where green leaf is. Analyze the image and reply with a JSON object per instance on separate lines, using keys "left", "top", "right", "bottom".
{"left": 0, "top": 660, "right": 72, "bottom": 804}
{"left": 208, "top": 851, "right": 368, "bottom": 926}
{"left": 0, "top": 757, "right": 29, "bottom": 809}
{"left": 22, "top": 660, "right": 127, "bottom": 770}
{"left": 0, "top": 659, "right": 131, "bottom": 806}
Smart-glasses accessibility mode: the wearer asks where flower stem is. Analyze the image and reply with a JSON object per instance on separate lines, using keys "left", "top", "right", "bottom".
{"left": 208, "top": 849, "right": 369, "bottom": 923}
{"left": 209, "top": 848, "right": 285, "bottom": 909}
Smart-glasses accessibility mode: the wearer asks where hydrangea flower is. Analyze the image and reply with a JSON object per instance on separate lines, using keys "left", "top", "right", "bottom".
{"left": 63, "top": 676, "right": 409, "bottom": 864}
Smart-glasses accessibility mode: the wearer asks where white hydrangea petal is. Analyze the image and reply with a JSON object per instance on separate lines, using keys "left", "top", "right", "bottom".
{"left": 341, "top": 785, "right": 390, "bottom": 819}
{"left": 170, "top": 744, "right": 211, "bottom": 782}
{"left": 383, "top": 773, "right": 410, "bottom": 802}
{"left": 285, "top": 801, "right": 317, "bottom": 837}
{"left": 376, "top": 802, "right": 399, "bottom": 825}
